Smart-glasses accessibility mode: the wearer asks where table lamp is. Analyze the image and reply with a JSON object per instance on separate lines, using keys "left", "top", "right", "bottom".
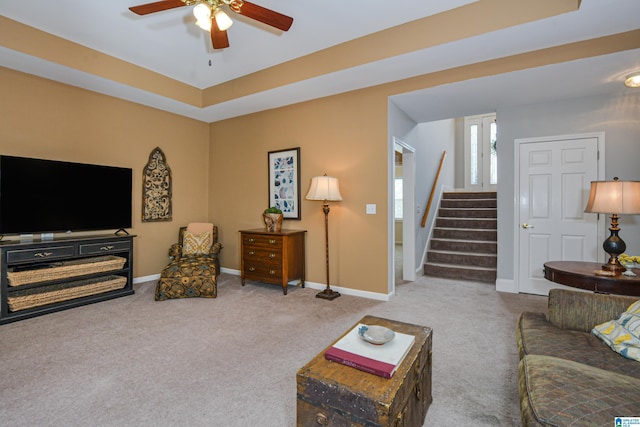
{"left": 306, "top": 174, "right": 342, "bottom": 300}
{"left": 584, "top": 177, "right": 640, "bottom": 274}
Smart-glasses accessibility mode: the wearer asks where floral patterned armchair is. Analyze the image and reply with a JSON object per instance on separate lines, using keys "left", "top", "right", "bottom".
{"left": 155, "top": 223, "right": 222, "bottom": 301}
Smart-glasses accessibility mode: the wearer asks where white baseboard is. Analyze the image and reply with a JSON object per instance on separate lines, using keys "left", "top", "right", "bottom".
{"left": 496, "top": 278, "right": 517, "bottom": 293}
{"left": 133, "top": 274, "right": 160, "bottom": 284}
{"left": 305, "top": 281, "right": 391, "bottom": 301}
{"left": 220, "top": 268, "right": 391, "bottom": 301}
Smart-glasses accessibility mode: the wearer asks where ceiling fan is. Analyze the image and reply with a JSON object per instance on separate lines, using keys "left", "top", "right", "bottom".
{"left": 129, "top": 0, "right": 293, "bottom": 49}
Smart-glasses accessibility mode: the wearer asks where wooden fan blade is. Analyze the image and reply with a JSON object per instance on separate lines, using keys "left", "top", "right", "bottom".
{"left": 211, "top": 17, "right": 230, "bottom": 49}
{"left": 129, "top": 0, "right": 186, "bottom": 15}
{"left": 235, "top": 1, "right": 293, "bottom": 32}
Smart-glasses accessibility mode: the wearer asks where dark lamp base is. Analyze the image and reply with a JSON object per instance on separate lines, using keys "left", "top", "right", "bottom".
{"left": 316, "top": 288, "right": 341, "bottom": 300}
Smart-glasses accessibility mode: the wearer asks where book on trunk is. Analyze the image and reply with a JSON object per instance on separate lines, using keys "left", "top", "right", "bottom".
{"left": 324, "top": 323, "right": 415, "bottom": 378}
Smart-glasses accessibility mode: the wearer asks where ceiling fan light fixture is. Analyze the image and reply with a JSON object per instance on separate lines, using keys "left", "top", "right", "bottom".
{"left": 195, "top": 18, "right": 212, "bottom": 31}
{"left": 193, "top": 2, "right": 211, "bottom": 21}
{"left": 214, "top": 8, "right": 233, "bottom": 31}
{"left": 624, "top": 72, "right": 640, "bottom": 88}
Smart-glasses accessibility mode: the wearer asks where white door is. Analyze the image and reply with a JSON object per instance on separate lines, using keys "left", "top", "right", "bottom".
{"left": 464, "top": 113, "right": 497, "bottom": 192}
{"left": 517, "top": 133, "right": 603, "bottom": 295}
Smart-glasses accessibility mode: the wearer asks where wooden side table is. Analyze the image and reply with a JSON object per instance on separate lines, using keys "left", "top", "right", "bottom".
{"left": 544, "top": 261, "right": 640, "bottom": 296}
{"left": 240, "top": 229, "right": 306, "bottom": 295}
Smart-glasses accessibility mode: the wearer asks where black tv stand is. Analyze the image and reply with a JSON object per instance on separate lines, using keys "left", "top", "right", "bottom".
{"left": 0, "top": 234, "right": 135, "bottom": 324}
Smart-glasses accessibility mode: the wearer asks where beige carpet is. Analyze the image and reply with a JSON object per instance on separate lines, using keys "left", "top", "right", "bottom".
{"left": 0, "top": 273, "right": 547, "bottom": 426}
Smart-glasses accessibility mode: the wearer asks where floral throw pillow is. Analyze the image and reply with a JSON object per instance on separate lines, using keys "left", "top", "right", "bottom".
{"left": 592, "top": 299, "right": 640, "bottom": 362}
{"left": 182, "top": 231, "right": 212, "bottom": 256}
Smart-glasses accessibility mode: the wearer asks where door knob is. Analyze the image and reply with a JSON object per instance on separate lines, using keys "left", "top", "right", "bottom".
{"left": 521, "top": 223, "right": 534, "bottom": 229}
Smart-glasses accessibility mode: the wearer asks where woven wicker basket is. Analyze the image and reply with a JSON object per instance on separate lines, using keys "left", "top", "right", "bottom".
{"left": 8, "top": 275, "right": 127, "bottom": 312}
{"left": 7, "top": 256, "right": 126, "bottom": 287}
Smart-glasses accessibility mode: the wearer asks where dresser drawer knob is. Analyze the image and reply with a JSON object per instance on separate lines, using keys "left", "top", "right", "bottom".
{"left": 100, "top": 245, "right": 115, "bottom": 251}
{"left": 248, "top": 238, "right": 255, "bottom": 243}
{"left": 269, "top": 270, "right": 276, "bottom": 275}
{"left": 248, "top": 267, "right": 256, "bottom": 272}
{"left": 315, "top": 413, "right": 329, "bottom": 425}
{"left": 269, "top": 253, "right": 276, "bottom": 259}
{"left": 249, "top": 251, "right": 255, "bottom": 255}
{"left": 269, "top": 239, "right": 277, "bottom": 244}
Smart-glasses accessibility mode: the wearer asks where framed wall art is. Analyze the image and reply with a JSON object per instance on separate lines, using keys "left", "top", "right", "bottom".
{"left": 268, "top": 147, "right": 301, "bottom": 219}
{"left": 142, "top": 147, "right": 172, "bottom": 222}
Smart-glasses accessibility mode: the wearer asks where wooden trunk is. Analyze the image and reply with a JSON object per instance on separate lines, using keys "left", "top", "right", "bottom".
{"left": 296, "top": 315, "right": 432, "bottom": 427}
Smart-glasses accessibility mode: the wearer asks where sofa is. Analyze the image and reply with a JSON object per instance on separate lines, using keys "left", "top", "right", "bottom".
{"left": 517, "top": 289, "right": 640, "bottom": 426}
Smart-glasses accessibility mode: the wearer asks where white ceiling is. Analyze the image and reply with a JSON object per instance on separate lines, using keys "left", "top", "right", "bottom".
{"left": 1, "top": 0, "right": 640, "bottom": 123}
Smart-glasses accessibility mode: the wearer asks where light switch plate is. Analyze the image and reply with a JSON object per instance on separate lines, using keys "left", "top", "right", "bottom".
{"left": 366, "top": 204, "right": 376, "bottom": 214}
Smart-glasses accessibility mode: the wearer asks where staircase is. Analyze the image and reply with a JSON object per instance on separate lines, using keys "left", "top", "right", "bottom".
{"left": 424, "top": 192, "right": 497, "bottom": 282}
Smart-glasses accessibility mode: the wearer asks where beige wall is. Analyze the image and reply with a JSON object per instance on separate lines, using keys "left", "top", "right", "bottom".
{"left": 209, "top": 92, "right": 390, "bottom": 294}
{"left": 0, "top": 67, "right": 210, "bottom": 278}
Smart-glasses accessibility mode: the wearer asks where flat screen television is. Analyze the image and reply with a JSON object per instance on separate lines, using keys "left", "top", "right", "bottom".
{"left": 0, "top": 155, "right": 132, "bottom": 235}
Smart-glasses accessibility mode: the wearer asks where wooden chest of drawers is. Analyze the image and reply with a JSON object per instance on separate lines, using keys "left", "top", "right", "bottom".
{"left": 240, "top": 229, "right": 306, "bottom": 295}
{"left": 296, "top": 315, "right": 432, "bottom": 427}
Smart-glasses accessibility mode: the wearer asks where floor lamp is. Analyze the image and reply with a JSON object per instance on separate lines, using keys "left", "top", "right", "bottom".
{"left": 306, "top": 174, "right": 342, "bottom": 300}
{"left": 584, "top": 177, "right": 640, "bottom": 274}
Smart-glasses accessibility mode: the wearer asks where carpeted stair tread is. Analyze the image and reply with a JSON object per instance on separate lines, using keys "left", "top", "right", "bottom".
{"left": 442, "top": 192, "right": 497, "bottom": 199}
{"left": 441, "top": 199, "right": 497, "bottom": 208}
{"left": 435, "top": 218, "right": 497, "bottom": 229}
{"left": 427, "top": 248, "right": 498, "bottom": 256}
{"left": 430, "top": 239, "right": 497, "bottom": 253}
{"left": 423, "top": 263, "right": 497, "bottom": 283}
{"left": 425, "top": 261, "right": 496, "bottom": 271}
{"left": 438, "top": 208, "right": 497, "bottom": 218}
{"left": 433, "top": 228, "right": 497, "bottom": 241}
{"left": 427, "top": 251, "right": 497, "bottom": 268}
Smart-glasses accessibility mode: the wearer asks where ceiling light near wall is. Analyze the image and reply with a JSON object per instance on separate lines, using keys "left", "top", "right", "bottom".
{"left": 624, "top": 72, "right": 640, "bottom": 88}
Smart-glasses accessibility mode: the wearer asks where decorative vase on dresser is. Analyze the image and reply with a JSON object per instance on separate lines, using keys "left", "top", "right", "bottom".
{"left": 239, "top": 229, "right": 306, "bottom": 295}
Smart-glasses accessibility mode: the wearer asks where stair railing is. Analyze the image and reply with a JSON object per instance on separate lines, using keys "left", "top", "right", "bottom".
{"left": 421, "top": 150, "right": 446, "bottom": 228}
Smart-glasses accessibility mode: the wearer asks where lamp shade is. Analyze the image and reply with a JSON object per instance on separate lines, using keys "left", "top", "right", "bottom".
{"left": 306, "top": 175, "right": 342, "bottom": 202}
{"left": 584, "top": 179, "right": 640, "bottom": 214}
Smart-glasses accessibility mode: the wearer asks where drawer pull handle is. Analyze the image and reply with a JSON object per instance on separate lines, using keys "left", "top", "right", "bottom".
{"left": 315, "top": 413, "right": 329, "bottom": 425}
{"left": 249, "top": 251, "right": 255, "bottom": 255}
{"left": 269, "top": 239, "right": 276, "bottom": 244}
{"left": 248, "top": 238, "right": 255, "bottom": 243}
{"left": 269, "top": 270, "right": 276, "bottom": 275}
{"left": 249, "top": 267, "right": 255, "bottom": 272}
{"left": 100, "top": 245, "right": 115, "bottom": 251}
{"left": 34, "top": 252, "right": 53, "bottom": 258}
{"left": 269, "top": 253, "right": 276, "bottom": 259}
